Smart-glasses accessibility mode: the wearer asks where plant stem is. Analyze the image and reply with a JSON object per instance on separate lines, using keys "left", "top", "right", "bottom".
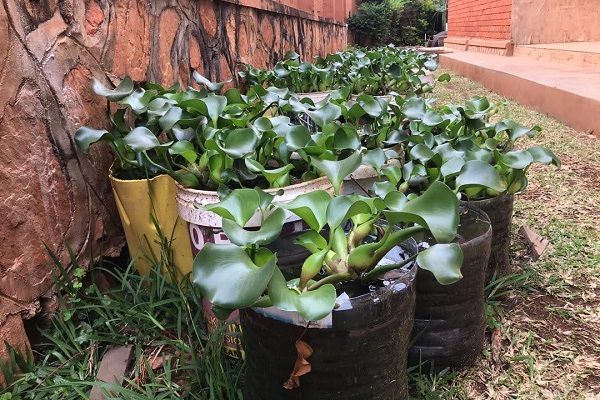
{"left": 361, "top": 254, "right": 417, "bottom": 282}
{"left": 307, "top": 272, "right": 352, "bottom": 291}
{"left": 142, "top": 152, "right": 176, "bottom": 178}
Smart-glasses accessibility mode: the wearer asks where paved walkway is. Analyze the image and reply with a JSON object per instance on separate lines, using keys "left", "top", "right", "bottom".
{"left": 440, "top": 50, "right": 600, "bottom": 136}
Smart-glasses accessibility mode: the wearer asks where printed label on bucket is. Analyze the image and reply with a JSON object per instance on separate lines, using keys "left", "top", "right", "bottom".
{"left": 202, "top": 297, "right": 245, "bottom": 359}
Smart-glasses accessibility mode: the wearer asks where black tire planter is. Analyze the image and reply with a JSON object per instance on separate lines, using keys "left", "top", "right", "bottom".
{"left": 409, "top": 206, "right": 492, "bottom": 370}
{"left": 461, "top": 195, "right": 514, "bottom": 283}
{"left": 241, "top": 262, "right": 417, "bottom": 400}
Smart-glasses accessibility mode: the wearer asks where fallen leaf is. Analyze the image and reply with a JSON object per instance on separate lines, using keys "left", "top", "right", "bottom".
{"left": 491, "top": 328, "right": 503, "bottom": 363}
{"left": 283, "top": 339, "right": 313, "bottom": 390}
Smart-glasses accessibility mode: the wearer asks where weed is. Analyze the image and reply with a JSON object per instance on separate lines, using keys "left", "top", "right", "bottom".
{"left": 1, "top": 256, "right": 243, "bottom": 399}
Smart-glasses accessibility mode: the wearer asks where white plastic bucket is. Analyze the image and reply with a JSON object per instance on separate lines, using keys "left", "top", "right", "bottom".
{"left": 176, "top": 176, "right": 334, "bottom": 358}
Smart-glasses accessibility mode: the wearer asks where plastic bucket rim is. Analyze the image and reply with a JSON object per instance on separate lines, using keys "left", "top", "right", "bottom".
{"left": 174, "top": 175, "right": 332, "bottom": 197}
{"left": 457, "top": 205, "right": 493, "bottom": 249}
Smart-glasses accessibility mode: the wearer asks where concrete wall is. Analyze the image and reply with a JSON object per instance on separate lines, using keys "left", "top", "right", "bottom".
{"left": 446, "top": 0, "right": 513, "bottom": 54}
{"left": 512, "top": 0, "right": 600, "bottom": 45}
{"left": 0, "top": 0, "right": 350, "bottom": 360}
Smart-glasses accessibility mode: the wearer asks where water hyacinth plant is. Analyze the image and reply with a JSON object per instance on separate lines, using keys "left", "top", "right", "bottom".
{"left": 74, "top": 73, "right": 233, "bottom": 180}
{"left": 240, "top": 45, "right": 449, "bottom": 96}
{"left": 73, "top": 75, "right": 367, "bottom": 193}
{"left": 192, "top": 181, "right": 463, "bottom": 322}
{"left": 367, "top": 96, "right": 561, "bottom": 199}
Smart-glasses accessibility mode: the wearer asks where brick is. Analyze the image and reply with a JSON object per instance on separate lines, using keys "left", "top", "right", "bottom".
{"left": 448, "top": 0, "right": 512, "bottom": 42}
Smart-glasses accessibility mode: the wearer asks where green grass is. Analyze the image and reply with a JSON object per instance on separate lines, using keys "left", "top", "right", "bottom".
{"left": 0, "top": 255, "right": 243, "bottom": 400}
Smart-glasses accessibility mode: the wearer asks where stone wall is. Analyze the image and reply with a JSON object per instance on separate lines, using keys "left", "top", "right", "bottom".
{"left": 446, "top": 0, "right": 513, "bottom": 55}
{"left": 0, "top": 0, "right": 349, "bottom": 356}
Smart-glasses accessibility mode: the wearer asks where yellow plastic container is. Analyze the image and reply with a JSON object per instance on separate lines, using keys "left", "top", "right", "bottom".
{"left": 110, "top": 173, "right": 193, "bottom": 281}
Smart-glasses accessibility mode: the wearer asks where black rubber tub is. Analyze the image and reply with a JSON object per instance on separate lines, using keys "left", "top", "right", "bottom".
{"left": 461, "top": 195, "right": 514, "bottom": 283}
{"left": 241, "top": 249, "right": 417, "bottom": 400}
{"left": 409, "top": 206, "right": 492, "bottom": 370}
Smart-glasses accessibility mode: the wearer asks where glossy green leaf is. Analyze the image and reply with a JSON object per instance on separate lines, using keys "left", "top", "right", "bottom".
{"left": 300, "top": 247, "right": 330, "bottom": 288}
{"left": 220, "top": 128, "right": 259, "bottom": 158}
{"left": 383, "top": 191, "right": 408, "bottom": 211}
{"left": 416, "top": 243, "right": 463, "bottom": 285}
{"left": 306, "top": 103, "right": 342, "bottom": 127}
{"left": 193, "top": 245, "right": 276, "bottom": 313}
{"left": 245, "top": 159, "right": 294, "bottom": 187}
{"left": 295, "top": 231, "right": 328, "bottom": 253}
{"left": 356, "top": 95, "right": 383, "bottom": 118}
{"left": 455, "top": 160, "right": 507, "bottom": 193}
{"left": 410, "top": 143, "right": 436, "bottom": 163}
{"left": 311, "top": 151, "right": 362, "bottom": 194}
{"left": 222, "top": 207, "right": 285, "bottom": 246}
{"left": 267, "top": 268, "right": 300, "bottom": 311}
{"left": 326, "top": 195, "right": 375, "bottom": 229}
{"left": 403, "top": 98, "right": 426, "bottom": 120}
{"left": 333, "top": 126, "right": 361, "bottom": 150}
{"left": 434, "top": 143, "right": 464, "bottom": 162}
{"left": 501, "top": 150, "right": 534, "bottom": 170}
{"left": 277, "top": 190, "right": 331, "bottom": 231}
{"left": 92, "top": 76, "right": 134, "bottom": 101}
{"left": 267, "top": 270, "right": 337, "bottom": 321}
{"left": 295, "top": 284, "right": 337, "bottom": 321}
{"left": 496, "top": 120, "right": 540, "bottom": 142}
{"left": 283, "top": 125, "right": 312, "bottom": 151}
{"left": 422, "top": 110, "right": 444, "bottom": 126}
{"left": 372, "top": 181, "right": 397, "bottom": 199}
{"left": 159, "top": 106, "right": 182, "bottom": 131}
{"left": 119, "top": 89, "right": 152, "bottom": 113}
{"left": 437, "top": 73, "right": 451, "bottom": 82}
{"left": 204, "top": 188, "right": 261, "bottom": 226}
{"left": 124, "top": 127, "right": 160, "bottom": 151}
{"left": 193, "top": 71, "right": 227, "bottom": 92}
{"left": 362, "top": 148, "right": 387, "bottom": 172}
{"left": 527, "top": 146, "right": 561, "bottom": 167}
{"left": 383, "top": 164, "right": 403, "bottom": 186}
{"left": 203, "top": 95, "right": 228, "bottom": 123}
{"left": 169, "top": 140, "right": 197, "bottom": 164}
{"left": 74, "top": 127, "right": 110, "bottom": 152}
{"left": 440, "top": 158, "right": 465, "bottom": 178}
{"left": 384, "top": 181, "right": 459, "bottom": 243}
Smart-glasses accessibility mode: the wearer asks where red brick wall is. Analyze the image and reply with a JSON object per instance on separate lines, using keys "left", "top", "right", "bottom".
{"left": 448, "top": 0, "right": 512, "bottom": 40}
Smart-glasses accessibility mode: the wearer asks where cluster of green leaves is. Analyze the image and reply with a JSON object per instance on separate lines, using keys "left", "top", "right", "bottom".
{"left": 74, "top": 75, "right": 372, "bottom": 191}
{"left": 74, "top": 71, "right": 559, "bottom": 201}
{"left": 348, "top": 0, "right": 439, "bottom": 47}
{"left": 74, "top": 73, "right": 233, "bottom": 181}
{"left": 193, "top": 181, "right": 463, "bottom": 322}
{"left": 240, "top": 46, "right": 442, "bottom": 96}
{"left": 381, "top": 96, "right": 561, "bottom": 199}
{"left": 240, "top": 51, "right": 335, "bottom": 93}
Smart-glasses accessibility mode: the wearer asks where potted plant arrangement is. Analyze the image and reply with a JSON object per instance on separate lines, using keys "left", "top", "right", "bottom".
{"left": 396, "top": 96, "right": 560, "bottom": 281}
{"left": 129, "top": 83, "right": 365, "bottom": 357}
{"left": 193, "top": 181, "right": 464, "bottom": 399}
{"left": 72, "top": 75, "right": 234, "bottom": 279}
{"left": 364, "top": 95, "right": 560, "bottom": 369}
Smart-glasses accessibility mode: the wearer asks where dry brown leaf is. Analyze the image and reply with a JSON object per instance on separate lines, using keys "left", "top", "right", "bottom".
{"left": 491, "top": 328, "right": 503, "bottom": 364}
{"left": 283, "top": 339, "right": 313, "bottom": 390}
